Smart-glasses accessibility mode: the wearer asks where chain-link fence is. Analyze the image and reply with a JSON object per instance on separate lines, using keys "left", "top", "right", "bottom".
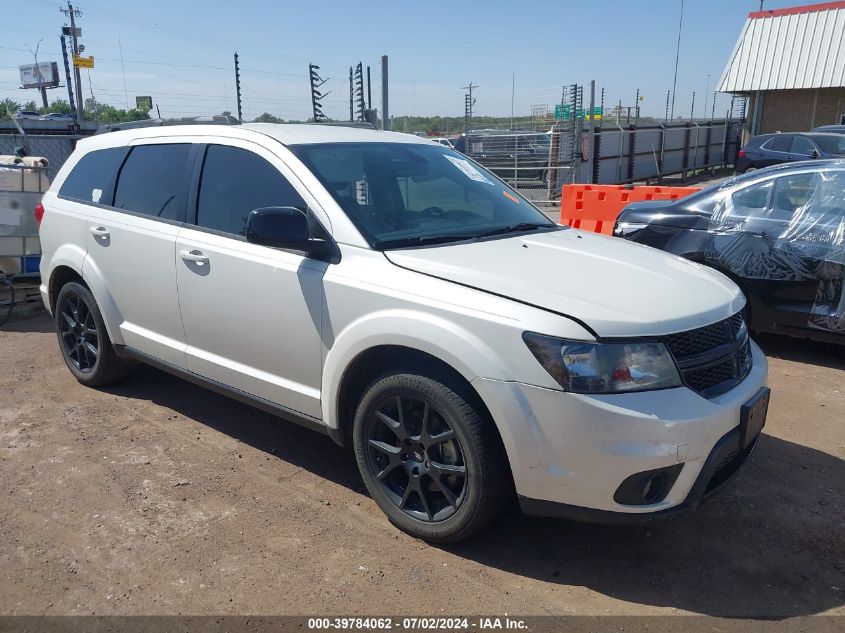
{"left": 0, "top": 134, "right": 81, "bottom": 181}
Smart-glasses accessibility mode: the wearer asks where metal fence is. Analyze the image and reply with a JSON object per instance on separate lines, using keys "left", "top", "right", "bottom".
{"left": 0, "top": 134, "right": 82, "bottom": 181}
{"left": 583, "top": 119, "right": 745, "bottom": 184}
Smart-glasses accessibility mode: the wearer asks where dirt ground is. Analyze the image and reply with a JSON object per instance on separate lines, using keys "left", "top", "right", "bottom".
{"left": 0, "top": 309, "right": 843, "bottom": 618}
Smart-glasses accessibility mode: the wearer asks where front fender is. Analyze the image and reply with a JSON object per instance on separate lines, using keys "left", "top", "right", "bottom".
{"left": 321, "top": 309, "right": 509, "bottom": 429}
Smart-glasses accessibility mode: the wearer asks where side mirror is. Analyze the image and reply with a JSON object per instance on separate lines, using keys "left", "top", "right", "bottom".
{"left": 810, "top": 148, "right": 820, "bottom": 159}
{"left": 245, "top": 207, "right": 329, "bottom": 258}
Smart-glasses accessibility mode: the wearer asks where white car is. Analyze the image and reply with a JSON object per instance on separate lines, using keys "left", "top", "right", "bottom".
{"left": 36, "top": 124, "right": 769, "bottom": 542}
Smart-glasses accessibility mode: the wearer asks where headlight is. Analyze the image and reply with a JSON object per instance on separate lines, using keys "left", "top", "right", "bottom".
{"left": 612, "top": 221, "right": 648, "bottom": 237}
{"left": 523, "top": 332, "right": 682, "bottom": 393}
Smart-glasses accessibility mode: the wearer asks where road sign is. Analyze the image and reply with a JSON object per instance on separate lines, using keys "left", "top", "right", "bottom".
{"left": 73, "top": 55, "right": 94, "bottom": 69}
{"left": 62, "top": 26, "right": 82, "bottom": 37}
{"left": 135, "top": 96, "right": 152, "bottom": 110}
{"left": 555, "top": 105, "right": 602, "bottom": 120}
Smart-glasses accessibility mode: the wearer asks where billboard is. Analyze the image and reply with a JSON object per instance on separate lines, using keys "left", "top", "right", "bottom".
{"left": 19, "top": 62, "right": 60, "bottom": 89}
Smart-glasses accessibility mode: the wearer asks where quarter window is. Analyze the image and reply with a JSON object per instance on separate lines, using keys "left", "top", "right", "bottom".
{"left": 196, "top": 145, "right": 306, "bottom": 236}
{"left": 58, "top": 147, "right": 128, "bottom": 204}
{"left": 114, "top": 144, "right": 192, "bottom": 221}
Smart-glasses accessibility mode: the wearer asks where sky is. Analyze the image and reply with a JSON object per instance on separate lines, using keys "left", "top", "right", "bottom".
{"left": 1, "top": 0, "right": 808, "bottom": 123}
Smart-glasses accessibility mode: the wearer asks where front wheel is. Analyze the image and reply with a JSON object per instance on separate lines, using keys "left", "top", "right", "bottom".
{"left": 353, "top": 372, "right": 511, "bottom": 543}
{"left": 55, "top": 281, "right": 129, "bottom": 387}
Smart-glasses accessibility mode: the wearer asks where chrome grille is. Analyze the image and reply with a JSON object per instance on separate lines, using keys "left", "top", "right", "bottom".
{"left": 663, "top": 312, "right": 753, "bottom": 398}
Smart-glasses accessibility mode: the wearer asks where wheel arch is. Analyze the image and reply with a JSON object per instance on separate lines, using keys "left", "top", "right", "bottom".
{"left": 322, "top": 310, "right": 510, "bottom": 431}
{"left": 334, "top": 344, "right": 495, "bottom": 443}
{"left": 45, "top": 246, "right": 124, "bottom": 344}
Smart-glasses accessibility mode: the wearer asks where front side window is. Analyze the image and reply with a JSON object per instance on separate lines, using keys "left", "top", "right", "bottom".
{"left": 114, "top": 144, "right": 192, "bottom": 221}
{"left": 196, "top": 145, "right": 306, "bottom": 236}
{"left": 812, "top": 135, "right": 845, "bottom": 155}
{"left": 59, "top": 147, "right": 128, "bottom": 205}
{"left": 292, "top": 142, "right": 556, "bottom": 249}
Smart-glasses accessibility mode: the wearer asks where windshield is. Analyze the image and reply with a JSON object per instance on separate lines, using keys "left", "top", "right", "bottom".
{"left": 291, "top": 142, "right": 557, "bottom": 249}
{"left": 812, "top": 135, "right": 845, "bottom": 155}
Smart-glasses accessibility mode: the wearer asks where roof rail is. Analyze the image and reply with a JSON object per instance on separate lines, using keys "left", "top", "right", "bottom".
{"left": 95, "top": 114, "right": 239, "bottom": 135}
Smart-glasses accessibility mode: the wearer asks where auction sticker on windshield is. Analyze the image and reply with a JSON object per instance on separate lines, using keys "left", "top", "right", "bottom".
{"left": 444, "top": 155, "right": 494, "bottom": 185}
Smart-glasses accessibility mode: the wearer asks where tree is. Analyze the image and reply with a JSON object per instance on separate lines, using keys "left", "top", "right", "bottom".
{"left": 253, "top": 112, "right": 283, "bottom": 123}
{"left": 22, "top": 100, "right": 38, "bottom": 112}
{"left": 42, "top": 100, "right": 74, "bottom": 115}
{"left": 83, "top": 97, "right": 151, "bottom": 123}
{"left": 1, "top": 98, "right": 21, "bottom": 119}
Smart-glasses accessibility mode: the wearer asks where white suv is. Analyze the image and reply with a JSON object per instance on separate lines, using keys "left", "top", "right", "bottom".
{"left": 37, "top": 124, "right": 769, "bottom": 542}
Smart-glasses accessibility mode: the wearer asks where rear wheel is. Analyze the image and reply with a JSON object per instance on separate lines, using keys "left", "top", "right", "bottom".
{"left": 353, "top": 372, "right": 511, "bottom": 543}
{"left": 55, "top": 282, "right": 129, "bottom": 387}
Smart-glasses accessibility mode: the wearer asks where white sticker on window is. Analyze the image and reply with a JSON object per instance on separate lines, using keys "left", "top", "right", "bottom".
{"left": 444, "top": 155, "right": 494, "bottom": 185}
{"left": 91, "top": 188, "right": 102, "bottom": 203}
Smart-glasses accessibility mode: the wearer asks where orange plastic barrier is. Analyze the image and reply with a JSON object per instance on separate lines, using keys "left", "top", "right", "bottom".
{"left": 560, "top": 185, "right": 701, "bottom": 235}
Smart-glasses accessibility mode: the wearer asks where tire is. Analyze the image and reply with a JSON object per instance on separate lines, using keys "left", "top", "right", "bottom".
{"left": 742, "top": 166, "right": 758, "bottom": 174}
{"left": 352, "top": 372, "right": 511, "bottom": 543}
{"left": 55, "top": 281, "right": 129, "bottom": 387}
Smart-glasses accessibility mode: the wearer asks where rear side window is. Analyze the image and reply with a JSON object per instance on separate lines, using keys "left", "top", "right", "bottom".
{"left": 59, "top": 147, "right": 128, "bottom": 204}
{"left": 764, "top": 135, "right": 792, "bottom": 152}
{"left": 196, "top": 145, "right": 306, "bottom": 236}
{"left": 790, "top": 136, "right": 816, "bottom": 155}
{"left": 114, "top": 144, "right": 192, "bottom": 221}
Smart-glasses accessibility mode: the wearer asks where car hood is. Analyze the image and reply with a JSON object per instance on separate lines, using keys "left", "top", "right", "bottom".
{"left": 384, "top": 228, "right": 744, "bottom": 338}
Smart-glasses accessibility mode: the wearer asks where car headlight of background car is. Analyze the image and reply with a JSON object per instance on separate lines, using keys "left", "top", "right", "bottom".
{"left": 523, "top": 332, "right": 682, "bottom": 393}
{"left": 612, "top": 221, "right": 649, "bottom": 237}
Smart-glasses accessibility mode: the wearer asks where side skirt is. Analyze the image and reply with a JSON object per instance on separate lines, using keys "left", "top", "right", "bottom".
{"left": 114, "top": 345, "right": 345, "bottom": 446}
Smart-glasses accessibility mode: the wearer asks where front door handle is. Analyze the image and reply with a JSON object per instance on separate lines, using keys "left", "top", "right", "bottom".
{"left": 179, "top": 249, "right": 210, "bottom": 265}
{"left": 90, "top": 226, "right": 110, "bottom": 239}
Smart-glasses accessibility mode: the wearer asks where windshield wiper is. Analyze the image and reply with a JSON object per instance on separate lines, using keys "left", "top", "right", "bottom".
{"left": 474, "top": 223, "right": 553, "bottom": 239}
{"left": 373, "top": 234, "right": 476, "bottom": 250}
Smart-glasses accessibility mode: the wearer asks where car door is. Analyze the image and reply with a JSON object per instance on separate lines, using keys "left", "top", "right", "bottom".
{"left": 789, "top": 135, "right": 818, "bottom": 162}
{"left": 175, "top": 140, "right": 327, "bottom": 419}
{"left": 84, "top": 141, "right": 196, "bottom": 367}
{"left": 759, "top": 135, "right": 793, "bottom": 167}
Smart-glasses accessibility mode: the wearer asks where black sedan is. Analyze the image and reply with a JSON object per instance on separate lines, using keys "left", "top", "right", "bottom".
{"left": 735, "top": 132, "right": 845, "bottom": 173}
{"left": 614, "top": 160, "right": 845, "bottom": 344}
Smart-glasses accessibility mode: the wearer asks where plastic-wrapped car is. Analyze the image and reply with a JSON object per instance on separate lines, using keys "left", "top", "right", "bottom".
{"left": 614, "top": 160, "right": 845, "bottom": 344}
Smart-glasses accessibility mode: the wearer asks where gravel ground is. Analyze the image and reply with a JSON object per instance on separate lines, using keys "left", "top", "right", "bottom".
{"left": 0, "top": 310, "right": 843, "bottom": 618}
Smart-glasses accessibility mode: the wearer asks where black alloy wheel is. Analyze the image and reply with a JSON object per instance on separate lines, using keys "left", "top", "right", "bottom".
{"left": 365, "top": 393, "right": 467, "bottom": 522}
{"left": 58, "top": 291, "right": 99, "bottom": 372}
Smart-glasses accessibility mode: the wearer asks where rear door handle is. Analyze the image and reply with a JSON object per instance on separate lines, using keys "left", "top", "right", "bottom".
{"left": 90, "top": 226, "right": 110, "bottom": 239}
{"left": 179, "top": 249, "right": 210, "bottom": 265}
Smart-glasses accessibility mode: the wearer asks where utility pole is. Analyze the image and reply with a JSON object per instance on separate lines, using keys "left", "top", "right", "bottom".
{"left": 670, "top": 0, "right": 684, "bottom": 120}
{"left": 234, "top": 52, "right": 242, "bottom": 123}
{"left": 349, "top": 66, "right": 354, "bottom": 121}
{"left": 60, "top": 35, "right": 77, "bottom": 119}
{"left": 26, "top": 40, "right": 49, "bottom": 108}
{"left": 461, "top": 82, "right": 477, "bottom": 132}
{"left": 381, "top": 55, "right": 389, "bottom": 130}
{"left": 61, "top": 2, "right": 84, "bottom": 121}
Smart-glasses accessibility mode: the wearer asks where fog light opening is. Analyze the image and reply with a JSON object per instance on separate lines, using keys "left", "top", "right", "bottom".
{"left": 613, "top": 464, "right": 684, "bottom": 506}
{"left": 641, "top": 472, "right": 668, "bottom": 504}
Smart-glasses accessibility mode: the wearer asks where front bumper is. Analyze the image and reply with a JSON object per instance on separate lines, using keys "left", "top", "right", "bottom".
{"left": 472, "top": 340, "right": 768, "bottom": 520}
